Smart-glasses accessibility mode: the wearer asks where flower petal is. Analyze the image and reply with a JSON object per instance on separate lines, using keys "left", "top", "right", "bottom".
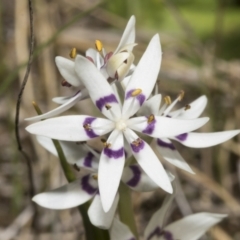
{"left": 138, "top": 94, "right": 162, "bottom": 116}
{"left": 88, "top": 193, "right": 119, "bottom": 229}
{"left": 110, "top": 218, "right": 136, "bottom": 240}
{"left": 75, "top": 55, "right": 121, "bottom": 121}
{"left": 36, "top": 136, "right": 99, "bottom": 171}
{"left": 55, "top": 56, "right": 82, "bottom": 87}
{"left": 32, "top": 175, "right": 98, "bottom": 209}
{"left": 163, "top": 213, "right": 227, "bottom": 240}
{"left": 172, "top": 130, "right": 240, "bottom": 148}
{"left": 114, "top": 15, "right": 136, "bottom": 54}
{"left": 99, "top": 130, "right": 125, "bottom": 212}
{"left": 25, "top": 90, "right": 88, "bottom": 121}
{"left": 122, "top": 34, "right": 161, "bottom": 119}
{"left": 169, "top": 95, "right": 207, "bottom": 119}
{"left": 124, "top": 128, "right": 172, "bottom": 194}
{"left": 154, "top": 138, "right": 194, "bottom": 174}
{"left": 26, "top": 115, "right": 114, "bottom": 141}
{"left": 127, "top": 116, "right": 209, "bottom": 139}
{"left": 144, "top": 191, "right": 175, "bottom": 239}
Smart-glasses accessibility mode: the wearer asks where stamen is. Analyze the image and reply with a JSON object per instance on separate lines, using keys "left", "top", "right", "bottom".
{"left": 83, "top": 124, "right": 91, "bottom": 130}
{"left": 76, "top": 141, "right": 87, "bottom": 145}
{"left": 147, "top": 114, "right": 155, "bottom": 123}
{"left": 73, "top": 164, "right": 80, "bottom": 171}
{"left": 132, "top": 138, "right": 142, "bottom": 147}
{"left": 69, "top": 48, "right": 77, "bottom": 59}
{"left": 92, "top": 174, "right": 98, "bottom": 180}
{"left": 164, "top": 96, "right": 172, "bottom": 105}
{"left": 131, "top": 89, "right": 142, "bottom": 97}
{"left": 184, "top": 104, "right": 191, "bottom": 111}
{"left": 105, "top": 104, "right": 112, "bottom": 110}
{"left": 61, "top": 80, "right": 72, "bottom": 87}
{"left": 95, "top": 40, "right": 103, "bottom": 52}
{"left": 101, "top": 138, "right": 111, "bottom": 148}
{"left": 178, "top": 90, "right": 185, "bottom": 101}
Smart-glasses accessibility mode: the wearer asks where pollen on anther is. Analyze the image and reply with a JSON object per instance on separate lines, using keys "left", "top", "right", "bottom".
{"left": 164, "top": 96, "right": 172, "bottom": 105}
{"left": 184, "top": 104, "right": 191, "bottom": 111}
{"left": 69, "top": 48, "right": 77, "bottom": 58}
{"left": 95, "top": 40, "right": 103, "bottom": 52}
{"left": 92, "top": 174, "right": 98, "bottom": 180}
{"left": 131, "top": 89, "right": 142, "bottom": 97}
{"left": 132, "top": 138, "right": 142, "bottom": 147}
{"left": 83, "top": 124, "right": 91, "bottom": 130}
{"left": 105, "top": 104, "right": 112, "bottom": 110}
{"left": 178, "top": 90, "right": 185, "bottom": 101}
{"left": 147, "top": 114, "right": 155, "bottom": 123}
{"left": 101, "top": 139, "right": 111, "bottom": 148}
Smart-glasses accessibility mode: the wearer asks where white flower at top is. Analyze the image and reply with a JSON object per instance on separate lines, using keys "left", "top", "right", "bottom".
{"left": 26, "top": 34, "right": 209, "bottom": 212}
{"left": 25, "top": 16, "right": 136, "bottom": 122}
{"left": 139, "top": 93, "right": 240, "bottom": 173}
{"left": 110, "top": 187, "right": 227, "bottom": 240}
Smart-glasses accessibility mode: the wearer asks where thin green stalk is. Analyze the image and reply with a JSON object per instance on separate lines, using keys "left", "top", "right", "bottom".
{"left": 32, "top": 102, "right": 109, "bottom": 240}
{"left": 118, "top": 183, "right": 138, "bottom": 239}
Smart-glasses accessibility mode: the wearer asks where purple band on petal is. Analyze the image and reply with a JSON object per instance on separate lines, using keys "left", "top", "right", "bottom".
{"left": 125, "top": 89, "right": 146, "bottom": 106}
{"left": 95, "top": 94, "right": 118, "bottom": 111}
{"left": 83, "top": 152, "right": 94, "bottom": 167}
{"left": 163, "top": 231, "right": 174, "bottom": 240}
{"left": 103, "top": 147, "right": 124, "bottom": 159}
{"left": 83, "top": 117, "right": 99, "bottom": 138}
{"left": 147, "top": 227, "right": 173, "bottom": 240}
{"left": 81, "top": 175, "right": 98, "bottom": 195}
{"left": 128, "top": 238, "right": 136, "bottom": 240}
{"left": 175, "top": 133, "right": 188, "bottom": 141}
{"left": 130, "top": 140, "right": 145, "bottom": 153}
{"left": 142, "top": 117, "right": 156, "bottom": 135}
{"left": 126, "top": 165, "right": 141, "bottom": 187}
{"left": 157, "top": 139, "right": 176, "bottom": 150}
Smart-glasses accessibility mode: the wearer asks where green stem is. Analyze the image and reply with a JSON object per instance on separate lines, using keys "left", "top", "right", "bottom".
{"left": 32, "top": 102, "right": 109, "bottom": 240}
{"left": 118, "top": 183, "right": 138, "bottom": 239}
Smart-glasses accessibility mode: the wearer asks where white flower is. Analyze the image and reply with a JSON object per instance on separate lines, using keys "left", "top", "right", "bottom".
{"left": 26, "top": 34, "right": 209, "bottom": 212}
{"left": 25, "top": 16, "right": 136, "bottom": 122}
{"left": 33, "top": 136, "right": 173, "bottom": 229}
{"left": 110, "top": 188, "right": 227, "bottom": 240}
{"left": 139, "top": 94, "right": 240, "bottom": 173}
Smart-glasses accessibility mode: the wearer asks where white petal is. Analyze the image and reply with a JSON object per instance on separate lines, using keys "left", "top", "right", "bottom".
{"left": 163, "top": 213, "right": 227, "bottom": 240}
{"left": 55, "top": 56, "right": 82, "bottom": 87}
{"left": 114, "top": 15, "right": 136, "bottom": 54}
{"left": 169, "top": 95, "right": 207, "bottom": 119}
{"left": 154, "top": 138, "right": 194, "bottom": 174}
{"left": 110, "top": 218, "right": 136, "bottom": 240}
{"left": 124, "top": 128, "right": 172, "bottom": 194}
{"left": 85, "top": 48, "right": 99, "bottom": 65}
{"left": 138, "top": 94, "right": 162, "bottom": 116}
{"left": 117, "top": 52, "right": 135, "bottom": 81}
{"left": 32, "top": 175, "right": 98, "bottom": 209}
{"left": 127, "top": 116, "right": 209, "bottom": 139}
{"left": 26, "top": 115, "right": 114, "bottom": 141}
{"left": 144, "top": 192, "right": 175, "bottom": 239}
{"left": 36, "top": 136, "right": 99, "bottom": 171}
{"left": 25, "top": 91, "right": 88, "bottom": 121}
{"left": 122, "top": 34, "right": 161, "bottom": 119}
{"left": 75, "top": 55, "right": 121, "bottom": 121}
{"left": 88, "top": 194, "right": 119, "bottom": 229}
{"left": 99, "top": 130, "right": 125, "bottom": 212}
{"left": 122, "top": 164, "right": 159, "bottom": 192}
{"left": 172, "top": 130, "right": 240, "bottom": 148}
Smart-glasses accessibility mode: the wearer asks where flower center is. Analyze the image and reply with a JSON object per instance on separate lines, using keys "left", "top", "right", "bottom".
{"left": 116, "top": 119, "right": 127, "bottom": 131}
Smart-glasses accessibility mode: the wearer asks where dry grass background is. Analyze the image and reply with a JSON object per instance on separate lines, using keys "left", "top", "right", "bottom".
{"left": 0, "top": 0, "right": 240, "bottom": 239}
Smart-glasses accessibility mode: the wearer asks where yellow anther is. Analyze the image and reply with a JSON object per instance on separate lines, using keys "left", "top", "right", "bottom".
{"left": 164, "top": 96, "right": 172, "bottom": 105}
{"left": 178, "top": 90, "right": 185, "bottom": 101}
{"left": 147, "top": 114, "right": 155, "bottom": 123}
{"left": 184, "top": 104, "right": 191, "bottom": 111}
{"left": 69, "top": 48, "right": 77, "bottom": 58}
{"left": 105, "top": 104, "right": 112, "bottom": 110}
{"left": 132, "top": 138, "right": 142, "bottom": 147}
{"left": 83, "top": 124, "right": 91, "bottom": 130}
{"left": 92, "top": 174, "right": 98, "bottom": 180}
{"left": 95, "top": 40, "right": 103, "bottom": 52}
{"left": 101, "top": 139, "right": 111, "bottom": 148}
{"left": 131, "top": 89, "right": 142, "bottom": 97}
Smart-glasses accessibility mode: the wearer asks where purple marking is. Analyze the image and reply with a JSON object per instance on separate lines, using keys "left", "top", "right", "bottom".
{"left": 128, "top": 238, "right": 136, "bottom": 240}
{"left": 103, "top": 147, "right": 124, "bottom": 159}
{"left": 125, "top": 89, "right": 146, "bottom": 106}
{"left": 83, "top": 117, "right": 99, "bottom": 138}
{"left": 157, "top": 138, "right": 176, "bottom": 150}
{"left": 83, "top": 152, "right": 94, "bottom": 167}
{"left": 130, "top": 140, "right": 145, "bottom": 153}
{"left": 147, "top": 227, "right": 162, "bottom": 240}
{"left": 104, "top": 52, "right": 113, "bottom": 64}
{"left": 163, "top": 231, "right": 174, "bottom": 240}
{"left": 95, "top": 94, "right": 118, "bottom": 111}
{"left": 142, "top": 117, "right": 156, "bottom": 135}
{"left": 175, "top": 132, "right": 188, "bottom": 141}
{"left": 126, "top": 165, "right": 141, "bottom": 187}
{"left": 81, "top": 175, "right": 98, "bottom": 195}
